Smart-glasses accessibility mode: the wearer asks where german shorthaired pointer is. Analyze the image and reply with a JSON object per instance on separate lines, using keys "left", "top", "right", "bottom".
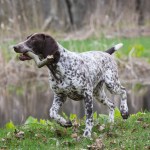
{"left": 13, "top": 33, "right": 129, "bottom": 137}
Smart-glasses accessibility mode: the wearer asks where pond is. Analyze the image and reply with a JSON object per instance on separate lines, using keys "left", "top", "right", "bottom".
{"left": 1, "top": 80, "right": 150, "bottom": 127}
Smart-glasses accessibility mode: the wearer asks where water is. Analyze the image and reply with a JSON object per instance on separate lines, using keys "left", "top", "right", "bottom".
{"left": 1, "top": 82, "right": 149, "bottom": 127}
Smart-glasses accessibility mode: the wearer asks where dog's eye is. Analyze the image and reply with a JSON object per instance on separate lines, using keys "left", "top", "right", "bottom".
{"left": 30, "top": 37, "right": 37, "bottom": 43}
{"left": 31, "top": 37, "right": 35, "bottom": 40}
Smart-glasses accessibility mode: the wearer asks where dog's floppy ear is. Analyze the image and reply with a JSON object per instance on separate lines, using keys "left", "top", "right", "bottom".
{"left": 42, "top": 35, "right": 60, "bottom": 63}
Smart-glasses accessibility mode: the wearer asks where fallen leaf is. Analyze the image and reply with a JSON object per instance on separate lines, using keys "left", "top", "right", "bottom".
{"left": 99, "top": 124, "right": 105, "bottom": 131}
{"left": 0, "top": 147, "right": 7, "bottom": 150}
{"left": 1, "top": 138, "right": 6, "bottom": 142}
{"left": 95, "top": 138, "right": 104, "bottom": 148}
{"left": 137, "top": 118, "right": 144, "bottom": 122}
{"left": 15, "top": 131, "right": 24, "bottom": 139}
{"left": 106, "top": 132, "right": 113, "bottom": 138}
{"left": 144, "top": 145, "right": 150, "bottom": 149}
{"left": 87, "top": 144, "right": 97, "bottom": 150}
{"left": 72, "top": 120, "right": 80, "bottom": 133}
{"left": 76, "top": 136, "right": 81, "bottom": 142}
{"left": 110, "top": 140, "right": 117, "bottom": 144}
{"left": 106, "top": 132, "right": 118, "bottom": 138}
{"left": 143, "top": 123, "right": 149, "bottom": 129}
{"left": 42, "top": 137, "right": 47, "bottom": 143}
{"left": 61, "top": 141, "right": 72, "bottom": 147}
{"left": 87, "top": 138, "right": 104, "bottom": 150}
{"left": 71, "top": 133, "right": 78, "bottom": 138}
{"left": 131, "top": 128, "right": 136, "bottom": 133}
{"left": 73, "top": 120, "right": 80, "bottom": 127}
{"left": 35, "top": 133, "right": 42, "bottom": 138}
{"left": 1, "top": 138, "right": 11, "bottom": 142}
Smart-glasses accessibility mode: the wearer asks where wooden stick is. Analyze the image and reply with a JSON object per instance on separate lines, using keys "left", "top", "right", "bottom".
{"left": 26, "top": 51, "right": 54, "bottom": 68}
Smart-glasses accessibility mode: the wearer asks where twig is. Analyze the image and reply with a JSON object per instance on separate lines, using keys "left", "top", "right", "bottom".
{"left": 128, "top": 48, "right": 138, "bottom": 78}
{"left": 26, "top": 52, "right": 54, "bottom": 68}
{"left": 121, "top": 79, "right": 150, "bottom": 86}
{"left": 115, "top": 57, "right": 131, "bottom": 70}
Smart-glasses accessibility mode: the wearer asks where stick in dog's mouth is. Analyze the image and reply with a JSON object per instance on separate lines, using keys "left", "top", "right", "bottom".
{"left": 22, "top": 51, "right": 54, "bottom": 68}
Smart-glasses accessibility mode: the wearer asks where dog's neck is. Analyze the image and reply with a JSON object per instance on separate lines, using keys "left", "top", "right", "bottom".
{"left": 57, "top": 43, "right": 70, "bottom": 57}
{"left": 47, "top": 43, "right": 72, "bottom": 81}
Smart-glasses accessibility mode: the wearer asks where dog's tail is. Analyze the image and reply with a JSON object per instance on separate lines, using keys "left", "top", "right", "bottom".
{"left": 105, "top": 43, "right": 123, "bottom": 55}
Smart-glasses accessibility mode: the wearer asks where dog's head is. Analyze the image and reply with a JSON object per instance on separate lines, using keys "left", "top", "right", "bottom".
{"left": 13, "top": 33, "right": 60, "bottom": 63}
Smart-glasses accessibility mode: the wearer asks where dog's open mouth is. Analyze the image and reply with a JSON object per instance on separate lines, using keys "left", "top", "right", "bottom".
{"left": 19, "top": 53, "right": 32, "bottom": 61}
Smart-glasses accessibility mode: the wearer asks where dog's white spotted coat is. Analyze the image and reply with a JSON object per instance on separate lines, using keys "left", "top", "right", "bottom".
{"left": 49, "top": 43, "right": 128, "bottom": 137}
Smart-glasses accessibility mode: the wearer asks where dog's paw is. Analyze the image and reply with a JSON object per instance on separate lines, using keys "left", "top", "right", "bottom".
{"left": 59, "top": 120, "right": 72, "bottom": 128}
{"left": 83, "top": 130, "right": 91, "bottom": 138}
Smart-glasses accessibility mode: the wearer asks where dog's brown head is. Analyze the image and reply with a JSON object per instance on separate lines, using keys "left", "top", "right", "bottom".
{"left": 13, "top": 33, "right": 60, "bottom": 63}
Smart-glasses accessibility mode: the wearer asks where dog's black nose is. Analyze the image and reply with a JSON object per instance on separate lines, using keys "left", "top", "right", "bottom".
{"left": 13, "top": 46, "right": 19, "bottom": 52}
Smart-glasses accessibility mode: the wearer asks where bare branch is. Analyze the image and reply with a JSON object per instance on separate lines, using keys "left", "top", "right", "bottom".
{"left": 26, "top": 52, "right": 54, "bottom": 68}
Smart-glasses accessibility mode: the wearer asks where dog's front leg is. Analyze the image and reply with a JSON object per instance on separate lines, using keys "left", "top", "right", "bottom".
{"left": 83, "top": 92, "right": 93, "bottom": 137}
{"left": 49, "top": 94, "right": 72, "bottom": 127}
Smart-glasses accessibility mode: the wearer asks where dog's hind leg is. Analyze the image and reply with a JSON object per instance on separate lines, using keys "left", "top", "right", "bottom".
{"left": 109, "top": 83, "right": 129, "bottom": 119}
{"left": 49, "top": 93, "right": 72, "bottom": 127}
{"left": 94, "top": 82, "right": 115, "bottom": 122}
{"left": 104, "top": 70, "right": 129, "bottom": 119}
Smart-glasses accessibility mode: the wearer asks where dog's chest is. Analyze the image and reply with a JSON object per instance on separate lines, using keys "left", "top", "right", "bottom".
{"left": 49, "top": 74, "right": 86, "bottom": 100}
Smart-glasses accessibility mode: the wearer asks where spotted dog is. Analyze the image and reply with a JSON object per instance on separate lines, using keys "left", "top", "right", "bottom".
{"left": 13, "top": 33, "right": 129, "bottom": 137}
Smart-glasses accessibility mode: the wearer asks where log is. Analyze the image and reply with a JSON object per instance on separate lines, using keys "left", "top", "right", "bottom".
{"left": 26, "top": 51, "right": 54, "bottom": 68}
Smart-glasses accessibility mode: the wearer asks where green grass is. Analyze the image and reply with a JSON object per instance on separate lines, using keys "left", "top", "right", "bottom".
{"left": 0, "top": 36, "right": 150, "bottom": 62}
{"left": 59, "top": 36, "right": 150, "bottom": 59}
{"left": 0, "top": 111, "right": 150, "bottom": 149}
